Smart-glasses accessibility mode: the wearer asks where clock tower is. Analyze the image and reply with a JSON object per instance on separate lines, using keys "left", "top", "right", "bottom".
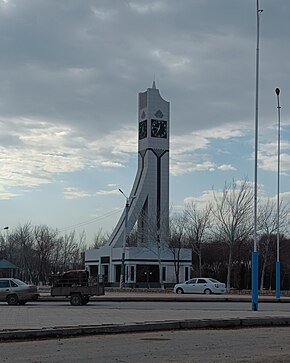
{"left": 108, "top": 81, "right": 170, "bottom": 248}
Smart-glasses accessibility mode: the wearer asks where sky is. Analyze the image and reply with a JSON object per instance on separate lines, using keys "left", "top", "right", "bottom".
{"left": 0, "top": 0, "right": 290, "bottom": 245}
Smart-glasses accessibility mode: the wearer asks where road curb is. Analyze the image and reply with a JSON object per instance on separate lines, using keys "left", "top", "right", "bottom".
{"left": 1, "top": 317, "right": 290, "bottom": 341}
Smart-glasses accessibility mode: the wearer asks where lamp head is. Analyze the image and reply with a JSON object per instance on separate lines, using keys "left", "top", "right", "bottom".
{"left": 275, "top": 88, "right": 280, "bottom": 96}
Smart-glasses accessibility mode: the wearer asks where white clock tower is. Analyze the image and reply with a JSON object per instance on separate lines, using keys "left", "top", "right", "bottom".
{"left": 86, "top": 83, "right": 192, "bottom": 286}
{"left": 108, "top": 81, "right": 170, "bottom": 248}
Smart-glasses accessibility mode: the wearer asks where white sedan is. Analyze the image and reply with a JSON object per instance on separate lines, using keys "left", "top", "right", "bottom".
{"left": 174, "top": 277, "right": 226, "bottom": 295}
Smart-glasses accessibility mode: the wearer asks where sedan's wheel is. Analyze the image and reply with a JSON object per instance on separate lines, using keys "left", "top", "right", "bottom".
{"left": 7, "top": 294, "right": 19, "bottom": 305}
{"left": 204, "top": 288, "right": 212, "bottom": 295}
{"left": 176, "top": 288, "right": 184, "bottom": 294}
{"left": 70, "top": 294, "right": 82, "bottom": 306}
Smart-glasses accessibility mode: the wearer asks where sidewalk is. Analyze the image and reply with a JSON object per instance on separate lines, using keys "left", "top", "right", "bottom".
{"left": 1, "top": 292, "right": 290, "bottom": 341}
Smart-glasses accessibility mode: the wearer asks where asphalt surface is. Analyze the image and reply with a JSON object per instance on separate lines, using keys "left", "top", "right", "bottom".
{"left": 1, "top": 291, "right": 290, "bottom": 341}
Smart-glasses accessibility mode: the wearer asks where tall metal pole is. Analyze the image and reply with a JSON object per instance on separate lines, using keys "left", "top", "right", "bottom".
{"left": 275, "top": 87, "right": 281, "bottom": 300}
{"left": 119, "top": 188, "right": 129, "bottom": 289}
{"left": 252, "top": 0, "right": 263, "bottom": 312}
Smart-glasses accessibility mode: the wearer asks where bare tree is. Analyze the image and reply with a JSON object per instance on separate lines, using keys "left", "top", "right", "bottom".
{"left": 211, "top": 179, "right": 254, "bottom": 292}
{"left": 59, "top": 231, "right": 80, "bottom": 270}
{"left": 184, "top": 202, "right": 211, "bottom": 276}
{"left": 169, "top": 212, "right": 187, "bottom": 283}
{"left": 34, "top": 225, "right": 58, "bottom": 284}
{"left": 12, "top": 223, "right": 35, "bottom": 281}
{"left": 258, "top": 199, "right": 290, "bottom": 291}
{"left": 91, "top": 229, "right": 109, "bottom": 249}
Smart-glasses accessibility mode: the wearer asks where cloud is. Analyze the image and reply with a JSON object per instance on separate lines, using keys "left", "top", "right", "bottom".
{"left": 170, "top": 160, "right": 216, "bottom": 176}
{"left": 1, "top": 110, "right": 251, "bottom": 199}
{"left": 171, "top": 134, "right": 209, "bottom": 155}
{"left": 0, "top": 117, "right": 138, "bottom": 198}
{"left": 217, "top": 164, "right": 237, "bottom": 171}
{"left": 195, "top": 124, "right": 247, "bottom": 140}
{"left": 128, "top": 1, "right": 167, "bottom": 14}
{"left": 152, "top": 49, "right": 191, "bottom": 71}
{"left": 64, "top": 186, "right": 122, "bottom": 200}
{"left": 259, "top": 140, "right": 290, "bottom": 174}
{"left": 184, "top": 189, "right": 217, "bottom": 207}
{"left": 63, "top": 187, "right": 92, "bottom": 200}
{"left": 95, "top": 189, "right": 120, "bottom": 196}
{"left": 0, "top": 185, "right": 18, "bottom": 200}
{"left": 91, "top": 6, "right": 116, "bottom": 21}
{"left": 100, "top": 161, "right": 124, "bottom": 168}
{"left": 183, "top": 188, "right": 290, "bottom": 216}
{"left": 170, "top": 124, "right": 247, "bottom": 175}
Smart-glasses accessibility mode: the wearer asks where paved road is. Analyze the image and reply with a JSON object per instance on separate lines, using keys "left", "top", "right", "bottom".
{"left": 1, "top": 293, "right": 290, "bottom": 340}
{"left": 94, "top": 300, "right": 290, "bottom": 311}
{"left": 1, "top": 299, "right": 290, "bottom": 332}
{"left": 2, "top": 327, "right": 290, "bottom": 363}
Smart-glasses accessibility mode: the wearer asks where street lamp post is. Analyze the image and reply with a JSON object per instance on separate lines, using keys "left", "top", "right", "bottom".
{"left": 119, "top": 189, "right": 129, "bottom": 289}
{"left": 3, "top": 226, "right": 8, "bottom": 243}
{"left": 1, "top": 226, "right": 8, "bottom": 240}
{"left": 252, "top": 0, "right": 263, "bottom": 312}
{"left": 275, "top": 87, "right": 281, "bottom": 300}
{"left": 0, "top": 227, "right": 9, "bottom": 253}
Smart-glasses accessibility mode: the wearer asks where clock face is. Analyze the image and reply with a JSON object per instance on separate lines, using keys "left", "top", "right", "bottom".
{"left": 151, "top": 119, "right": 167, "bottom": 138}
{"left": 139, "top": 120, "right": 147, "bottom": 140}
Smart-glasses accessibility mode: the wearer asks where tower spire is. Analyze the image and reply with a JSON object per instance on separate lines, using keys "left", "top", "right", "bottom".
{"left": 152, "top": 73, "right": 156, "bottom": 89}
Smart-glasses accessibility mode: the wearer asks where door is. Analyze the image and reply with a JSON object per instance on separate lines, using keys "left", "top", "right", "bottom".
{"left": 196, "top": 278, "right": 208, "bottom": 293}
{"left": 184, "top": 278, "right": 197, "bottom": 293}
{"left": 0, "top": 279, "right": 10, "bottom": 300}
{"left": 102, "top": 265, "right": 109, "bottom": 282}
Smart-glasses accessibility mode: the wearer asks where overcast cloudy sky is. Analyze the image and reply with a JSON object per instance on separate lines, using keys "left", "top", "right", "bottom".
{"left": 0, "top": 0, "right": 289, "bottom": 244}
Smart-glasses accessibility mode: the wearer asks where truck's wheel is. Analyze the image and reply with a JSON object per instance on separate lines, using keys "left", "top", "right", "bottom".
{"left": 81, "top": 295, "right": 89, "bottom": 305}
{"left": 70, "top": 294, "right": 82, "bottom": 306}
{"left": 7, "top": 294, "right": 19, "bottom": 305}
{"left": 19, "top": 300, "right": 28, "bottom": 305}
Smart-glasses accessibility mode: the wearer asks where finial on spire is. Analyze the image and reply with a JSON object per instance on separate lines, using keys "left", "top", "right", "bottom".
{"left": 152, "top": 73, "right": 156, "bottom": 89}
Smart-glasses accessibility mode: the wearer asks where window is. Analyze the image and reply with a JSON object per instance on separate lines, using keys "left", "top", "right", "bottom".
{"left": 187, "top": 279, "right": 196, "bottom": 284}
{"left": 185, "top": 267, "right": 189, "bottom": 281}
{"left": 101, "top": 256, "right": 110, "bottom": 264}
{"left": 12, "top": 279, "right": 26, "bottom": 286}
{"left": 209, "top": 278, "right": 218, "bottom": 283}
{"left": 197, "top": 279, "right": 207, "bottom": 284}
{"left": 162, "top": 266, "right": 166, "bottom": 281}
{"left": 0, "top": 280, "right": 10, "bottom": 288}
{"left": 130, "top": 266, "right": 135, "bottom": 282}
{"left": 126, "top": 266, "right": 129, "bottom": 281}
{"left": 10, "top": 280, "right": 18, "bottom": 287}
